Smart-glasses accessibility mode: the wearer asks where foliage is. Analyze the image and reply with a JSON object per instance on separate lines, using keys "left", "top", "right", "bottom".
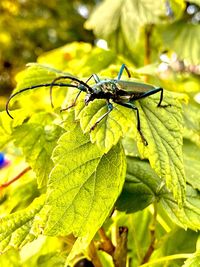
{"left": 0, "top": 0, "right": 200, "bottom": 266}
{"left": 0, "top": 0, "right": 95, "bottom": 95}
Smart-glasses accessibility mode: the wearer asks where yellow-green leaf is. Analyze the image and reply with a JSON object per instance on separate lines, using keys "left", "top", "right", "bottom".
{"left": 118, "top": 156, "right": 200, "bottom": 230}
{"left": 44, "top": 123, "right": 126, "bottom": 242}
{"left": 137, "top": 91, "right": 185, "bottom": 206}
{"left": 13, "top": 112, "right": 63, "bottom": 188}
{"left": 78, "top": 99, "right": 133, "bottom": 153}
{"left": 0, "top": 195, "right": 45, "bottom": 252}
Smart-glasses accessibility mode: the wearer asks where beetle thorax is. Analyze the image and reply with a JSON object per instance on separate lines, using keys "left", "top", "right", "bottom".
{"left": 84, "top": 81, "right": 119, "bottom": 105}
{"left": 93, "top": 80, "right": 118, "bottom": 94}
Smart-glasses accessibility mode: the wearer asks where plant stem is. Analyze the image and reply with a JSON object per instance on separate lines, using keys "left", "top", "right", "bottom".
{"left": 88, "top": 240, "right": 103, "bottom": 267}
{"left": 141, "top": 204, "right": 157, "bottom": 264}
{"left": 0, "top": 166, "right": 31, "bottom": 190}
{"left": 113, "top": 226, "right": 128, "bottom": 267}
{"left": 144, "top": 24, "right": 153, "bottom": 66}
{"left": 98, "top": 226, "right": 128, "bottom": 267}
{"left": 98, "top": 227, "right": 115, "bottom": 255}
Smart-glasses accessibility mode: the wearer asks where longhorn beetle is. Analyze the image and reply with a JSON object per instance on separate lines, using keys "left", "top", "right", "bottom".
{"left": 6, "top": 64, "right": 170, "bottom": 145}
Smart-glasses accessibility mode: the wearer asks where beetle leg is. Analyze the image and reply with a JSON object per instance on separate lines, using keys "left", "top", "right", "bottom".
{"left": 90, "top": 101, "right": 113, "bottom": 132}
{"left": 60, "top": 75, "right": 100, "bottom": 112}
{"left": 117, "top": 64, "right": 131, "bottom": 80}
{"left": 91, "top": 74, "right": 100, "bottom": 83}
{"left": 50, "top": 75, "right": 93, "bottom": 108}
{"left": 116, "top": 101, "right": 148, "bottom": 146}
{"left": 138, "top": 87, "right": 171, "bottom": 108}
{"left": 85, "top": 74, "right": 100, "bottom": 84}
{"left": 60, "top": 90, "right": 82, "bottom": 112}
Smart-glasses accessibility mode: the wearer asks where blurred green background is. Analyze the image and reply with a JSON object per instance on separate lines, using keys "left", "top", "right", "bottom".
{"left": 0, "top": 0, "right": 96, "bottom": 96}
{"left": 0, "top": 0, "right": 199, "bottom": 98}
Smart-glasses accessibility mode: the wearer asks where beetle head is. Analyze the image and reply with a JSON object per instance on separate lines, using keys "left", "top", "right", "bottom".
{"left": 85, "top": 93, "right": 95, "bottom": 105}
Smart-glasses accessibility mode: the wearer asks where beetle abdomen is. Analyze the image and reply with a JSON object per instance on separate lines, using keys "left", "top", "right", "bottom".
{"left": 116, "top": 80, "right": 155, "bottom": 92}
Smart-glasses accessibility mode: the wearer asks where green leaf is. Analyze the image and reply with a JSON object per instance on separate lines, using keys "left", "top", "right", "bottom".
{"left": 0, "top": 110, "right": 28, "bottom": 149}
{"left": 37, "top": 252, "right": 65, "bottom": 267}
{"left": 20, "top": 236, "right": 64, "bottom": 266}
{"left": 77, "top": 99, "right": 134, "bottom": 153}
{"left": 0, "top": 111, "right": 12, "bottom": 148}
{"left": 85, "top": 0, "right": 124, "bottom": 40}
{"left": 183, "top": 103, "right": 200, "bottom": 147}
{"left": 162, "top": 21, "right": 200, "bottom": 65}
{"left": 182, "top": 252, "right": 200, "bottom": 267}
{"left": 86, "top": 0, "right": 165, "bottom": 51}
{"left": 197, "top": 236, "right": 200, "bottom": 250}
{"left": 183, "top": 139, "right": 200, "bottom": 190}
{"left": 158, "top": 228, "right": 198, "bottom": 255}
{"left": 38, "top": 42, "right": 116, "bottom": 77}
{"left": 0, "top": 195, "right": 45, "bottom": 252}
{"left": 44, "top": 123, "right": 126, "bottom": 242}
{"left": 168, "top": 0, "right": 186, "bottom": 19}
{"left": 8, "top": 64, "right": 69, "bottom": 116}
{"left": 161, "top": 185, "right": 200, "bottom": 231}
{"left": 70, "top": 87, "right": 185, "bottom": 205}
{"left": 120, "top": 0, "right": 165, "bottom": 50}
{"left": 117, "top": 156, "right": 200, "bottom": 230}
{"left": 116, "top": 158, "right": 156, "bottom": 213}
{"left": 0, "top": 248, "right": 21, "bottom": 267}
{"left": 64, "top": 90, "right": 132, "bottom": 154}
{"left": 15, "top": 63, "right": 65, "bottom": 92}
{"left": 137, "top": 91, "right": 185, "bottom": 206}
{"left": 38, "top": 42, "right": 92, "bottom": 70}
{"left": 13, "top": 112, "right": 63, "bottom": 188}
{"left": 1, "top": 178, "right": 40, "bottom": 214}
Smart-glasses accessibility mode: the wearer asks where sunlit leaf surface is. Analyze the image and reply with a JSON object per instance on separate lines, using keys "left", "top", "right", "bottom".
{"left": 13, "top": 112, "right": 63, "bottom": 188}
{"left": 137, "top": 91, "right": 185, "bottom": 206}
{"left": 73, "top": 88, "right": 185, "bottom": 205}
{"left": 78, "top": 99, "right": 134, "bottom": 153}
{"left": 182, "top": 251, "right": 200, "bottom": 267}
{"left": 183, "top": 140, "right": 200, "bottom": 191}
{"left": 0, "top": 195, "right": 45, "bottom": 252}
{"left": 44, "top": 123, "right": 126, "bottom": 238}
{"left": 0, "top": 110, "right": 27, "bottom": 149}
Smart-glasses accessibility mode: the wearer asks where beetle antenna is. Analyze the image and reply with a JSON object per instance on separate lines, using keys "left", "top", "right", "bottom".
{"left": 6, "top": 82, "right": 78, "bottom": 119}
{"left": 50, "top": 75, "right": 93, "bottom": 108}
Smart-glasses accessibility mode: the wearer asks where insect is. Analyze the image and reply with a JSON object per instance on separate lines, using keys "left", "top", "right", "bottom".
{"left": 6, "top": 64, "right": 170, "bottom": 145}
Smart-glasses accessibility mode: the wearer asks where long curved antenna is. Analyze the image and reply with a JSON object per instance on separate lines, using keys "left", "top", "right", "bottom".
{"left": 50, "top": 75, "right": 93, "bottom": 108}
{"left": 6, "top": 82, "right": 78, "bottom": 119}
